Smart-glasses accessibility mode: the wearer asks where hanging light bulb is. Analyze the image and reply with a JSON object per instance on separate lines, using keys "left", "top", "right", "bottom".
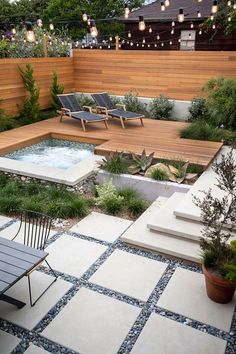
{"left": 82, "top": 11, "right": 88, "bottom": 22}
{"left": 128, "top": 30, "right": 131, "bottom": 38}
{"left": 210, "top": 13, "right": 214, "bottom": 21}
{"left": 164, "top": 0, "right": 170, "bottom": 6}
{"left": 190, "top": 22, "right": 194, "bottom": 29}
{"left": 149, "top": 26, "right": 152, "bottom": 33}
{"left": 124, "top": 3, "right": 130, "bottom": 19}
{"left": 228, "top": 15, "right": 232, "bottom": 22}
{"left": 25, "top": 22, "right": 35, "bottom": 42}
{"left": 136, "top": 43, "right": 139, "bottom": 47}
{"left": 157, "top": 34, "right": 160, "bottom": 40}
{"left": 138, "top": 16, "right": 146, "bottom": 31}
{"left": 109, "top": 36, "right": 112, "bottom": 41}
{"left": 161, "top": 42, "right": 164, "bottom": 47}
{"left": 212, "top": 23, "right": 216, "bottom": 29}
{"left": 189, "top": 33, "right": 192, "bottom": 39}
{"left": 197, "top": 10, "right": 202, "bottom": 18}
{"left": 147, "top": 44, "right": 150, "bottom": 48}
{"left": 199, "top": 28, "right": 202, "bottom": 35}
{"left": 142, "top": 38, "right": 146, "bottom": 43}
{"left": 108, "top": 44, "right": 111, "bottom": 48}
{"left": 169, "top": 40, "right": 172, "bottom": 45}
{"left": 154, "top": 43, "right": 157, "bottom": 47}
{"left": 178, "top": 8, "right": 184, "bottom": 22}
{"left": 234, "top": 0, "right": 236, "bottom": 8}
{"left": 142, "top": 43, "right": 144, "bottom": 47}
{"left": 198, "top": 0, "right": 202, "bottom": 2}
{"left": 87, "top": 16, "right": 91, "bottom": 26}
{"left": 11, "top": 24, "right": 16, "bottom": 35}
{"left": 171, "top": 28, "right": 174, "bottom": 34}
{"left": 49, "top": 20, "right": 54, "bottom": 31}
{"left": 130, "top": 41, "right": 133, "bottom": 46}
{"left": 37, "top": 18, "right": 43, "bottom": 27}
{"left": 172, "top": 21, "right": 175, "bottom": 27}
{"left": 211, "top": 1, "right": 218, "bottom": 13}
{"left": 227, "top": 0, "right": 232, "bottom": 6}
{"left": 90, "top": 20, "right": 98, "bottom": 38}
{"left": 161, "top": 2, "right": 165, "bottom": 11}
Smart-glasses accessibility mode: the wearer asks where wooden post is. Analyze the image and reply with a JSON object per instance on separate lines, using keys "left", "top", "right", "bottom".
{"left": 43, "top": 32, "right": 48, "bottom": 57}
{"left": 115, "top": 35, "right": 119, "bottom": 50}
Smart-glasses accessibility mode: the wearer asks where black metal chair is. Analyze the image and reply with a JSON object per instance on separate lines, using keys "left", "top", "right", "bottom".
{"left": 12, "top": 210, "right": 58, "bottom": 307}
{"left": 91, "top": 92, "right": 144, "bottom": 128}
{"left": 57, "top": 93, "right": 108, "bottom": 131}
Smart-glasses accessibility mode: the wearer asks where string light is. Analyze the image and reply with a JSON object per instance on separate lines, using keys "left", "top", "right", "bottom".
{"left": 178, "top": 8, "right": 184, "bottom": 22}
{"left": 199, "top": 28, "right": 202, "bottom": 35}
{"left": 233, "top": 0, "right": 236, "bottom": 9}
{"left": 109, "top": 36, "right": 112, "bottom": 41}
{"left": 197, "top": 10, "right": 202, "bottom": 18}
{"left": 172, "top": 21, "right": 175, "bottom": 27}
{"left": 161, "top": 2, "right": 166, "bottom": 11}
{"left": 82, "top": 11, "right": 88, "bottom": 22}
{"left": 142, "top": 38, "right": 145, "bottom": 43}
{"left": 211, "top": 0, "right": 218, "bottom": 14}
{"left": 212, "top": 23, "right": 216, "bottom": 29}
{"left": 227, "top": 0, "right": 232, "bottom": 6}
{"left": 164, "top": 0, "right": 170, "bottom": 6}
{"left": 157, "top": 34, "right": 160, "bottom": 40}
{"left": 124, "top": 3, "right": 130, "bottom": 19}
{"left": 211, "top": 1, "right": 218, "bottom": 14}
{"left": 147, "top": 43, "right": 150, "bottom": 47}
{"left": 87, "top": 16, "right": 91, "bottom": 26}
{"left": 161, "top": 42, "right": 164, "bottom": 46}
{"left": 49, "top": 20, "right": 54, "bottom": 31}
{"left": 149, "top": 26, "right": 152, "bottom": 33}
{"left": 25, "top": 22, "right": 35, "bottom": 42}
{"left": 171, "top": 28, "right": 174, "bottom": 34}
{"left": 210, "top": 13, "right": 214, "bottom": 20}
{"left": 228, "top": 15, "right": 232, "bottom": 21}
{"left": 138, "top": 16, "right": 146, "bottom": 31}
{"left": 11, "top": 24, "right": 16, "bottom": 35}
{"left": 154, "top": 43, "right": 157, "bottom": 47}
{"left": 90, "top": 20, "right": 98, "bottom": 38}
{"left": 190, "top": 22, "right": 194, "bottom": 28}
{"left": 128, "top": 30, "right": 131, "bottom": 38}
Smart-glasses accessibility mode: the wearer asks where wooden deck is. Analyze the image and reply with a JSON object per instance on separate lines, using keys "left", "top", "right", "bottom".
{"left": 0, "top": 116, "right": 223, "bottom": 167}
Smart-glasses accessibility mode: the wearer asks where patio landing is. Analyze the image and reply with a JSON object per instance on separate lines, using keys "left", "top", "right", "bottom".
{"left": 0, "top": 116, "right": 223, "bottom": 168}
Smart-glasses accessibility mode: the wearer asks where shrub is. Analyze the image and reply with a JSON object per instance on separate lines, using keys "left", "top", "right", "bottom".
{"left": 0, "top": 40, "right": 8, "bottom": 58}
{"left": 100, "top": 152, "right": 129, "bottom": 174}
{"left": 50, "top": 71, "right": 64, "bottom": 110}
{"left": 151, "top": 168, "right": 169, "bottom": 181}
{"left": 96, "top": 180, "right": 124, "bottom": 214}
{"left": 180, "top": 121, "right": 236, "bottom": 144}
{"left": 0, "top": 98, "right": 16, "bottom": 132}
{"left": 18, "top": 64, "right": 40, "bottom": 122}
{"left": 118, "top": 188, "right": 139, "bottom": 202}
{"left": 203, "top": 77, "right": 236, "bottom": 130}
{"left": 0, "top": 195, "right": 21, "bottom": 213}
{"left": 22, "top": 197, "right": 44, "bottom": 213}
{"left": 123, "top": 91, "right": 148, "bottom": 116}
{"left": 77, "top": 94, "right": 95, "bottom": 108}
{"left": 68, "top": 197, "right": 89, "bottom": 217}
{"left": 188, "top": 97, "right": 211, "bottom": 122}
{"left": 149, "top": 94, "right": 174, "bottom": 120}
{"left": 127, "top": 198, "right": 147, "bottom": 216}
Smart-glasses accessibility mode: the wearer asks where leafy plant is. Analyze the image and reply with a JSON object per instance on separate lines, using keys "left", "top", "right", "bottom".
{"left": 188, "top": 97, "right": 211, "bottom": 122}
{"left": 50, "top": 71, "right": 64, "bottom": 110}
{"left": 151, "top": 168, "right": 169, "bottom": 181}
{"left": 99, "top": 151, "right": 129, "bottom": 174}
{"left": 118, "top": 188, "right": 139, "bottom": 202}
{"left": 149, "top": 94, "right": 174, "bottom": 120}
{"left": 96, "top": 179, "right": 124, "bottom": 207}
{"left": 203, "top": 77, "right": 236, "bottom": 130}
{"left": 128, "top": 149, "right": 154, "bottom": 175}
{"left": 0, "top": 40, "right": 8, "bottom": 58}
{"left": 0, "top": 98, "right": 16, "bottom": 132}
{"left": 193, "top": 149, "right": 236, "bottom": 282}
{"left": 77, "top": 94, "right": 95, "bottom": 108}
{"left": 123, "top": 90, "right": 148, "bottom": 116}
{"left": 18, "top": 64, "right": 40, "bottom": 122}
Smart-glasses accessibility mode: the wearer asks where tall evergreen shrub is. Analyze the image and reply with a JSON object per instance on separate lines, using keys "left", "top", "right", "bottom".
{"left": 50, "top": 71, "right": 64, "bottom": 110}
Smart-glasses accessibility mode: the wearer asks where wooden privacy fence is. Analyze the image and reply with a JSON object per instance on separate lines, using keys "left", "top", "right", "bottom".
{"left": 74, "top": 50, "right": 236, "bottom": 100}
{"left": 0, "top": 57, "right": 74, "bottom": 114}
{"left": 1, "top": 50, "right": 236, "bottom": 115}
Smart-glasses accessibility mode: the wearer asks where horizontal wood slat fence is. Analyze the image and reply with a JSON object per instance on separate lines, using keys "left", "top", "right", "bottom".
{"left": 74, "top": 50, "right": 236, "bottom": 100}
{"left": 1, "top": 50, "right": 236, "bottom": 115}
{"left": 0, "top": 57, "right": 74, "bottom": 114}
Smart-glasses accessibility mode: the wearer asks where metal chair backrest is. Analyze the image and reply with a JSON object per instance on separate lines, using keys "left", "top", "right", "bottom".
{"left": 92, "top": 93, "right": 115, "bottom": 110}
{"left": 13, "top": 210, "right": 52, "bottom": 251}
{"left": 57, "top": 94, "right": 82, "bottom": 112}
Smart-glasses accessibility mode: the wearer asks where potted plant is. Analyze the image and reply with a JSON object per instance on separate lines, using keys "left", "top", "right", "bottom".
{"left": 194, "top": 149, "right": 236, "bottom": 303}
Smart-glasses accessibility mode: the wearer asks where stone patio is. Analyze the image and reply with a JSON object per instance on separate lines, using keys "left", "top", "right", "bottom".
{"left": 0, "top": 212, "right": 235, "bottom": 354}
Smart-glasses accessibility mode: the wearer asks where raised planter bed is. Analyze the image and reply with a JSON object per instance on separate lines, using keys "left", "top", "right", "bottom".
{"left": 96, "top": 170, "right": 190, "bottom": 202}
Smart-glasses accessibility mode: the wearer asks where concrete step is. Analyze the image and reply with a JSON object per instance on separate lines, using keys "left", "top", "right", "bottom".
{"left": 174, "top": 146, "right": 236, "bottom": 224}
{"left": 147, "top": 192, "right": 203, "bottom": 242}
{"left": 121, "top": 197, "right": 201, "bottom": 264}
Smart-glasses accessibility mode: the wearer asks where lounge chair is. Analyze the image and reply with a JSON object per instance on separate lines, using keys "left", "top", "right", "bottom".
{"left": 91, "top": 92, "right": 144, "bottom": 129}
{"left": 57, "top": 93, "right": 108, "bottom": 131}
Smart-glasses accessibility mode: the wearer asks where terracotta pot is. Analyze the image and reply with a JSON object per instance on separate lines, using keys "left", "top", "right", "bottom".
{"left": 202, "top": 264, "right": 235, "bottom": 304}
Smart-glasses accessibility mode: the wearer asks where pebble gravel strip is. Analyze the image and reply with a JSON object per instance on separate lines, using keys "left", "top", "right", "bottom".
{"left": 0, "top": 226, "right": 235, "bottom": 354}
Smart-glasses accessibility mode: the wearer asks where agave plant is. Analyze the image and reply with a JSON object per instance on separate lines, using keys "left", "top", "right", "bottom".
{"left": 128, "top": 149, "right": 154, "bottom": 175}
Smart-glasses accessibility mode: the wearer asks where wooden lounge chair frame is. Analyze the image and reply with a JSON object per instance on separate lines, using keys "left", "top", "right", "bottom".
{"left": 91, "top": 92, "right": 144, "bottom": 129}
{"left": 57, "top": 93, "right": 108, "bottom": 131}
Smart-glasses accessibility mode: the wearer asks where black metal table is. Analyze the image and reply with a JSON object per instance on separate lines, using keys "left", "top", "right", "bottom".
{"left": 0, "top": 236, "right": 48, "bottom": 308}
